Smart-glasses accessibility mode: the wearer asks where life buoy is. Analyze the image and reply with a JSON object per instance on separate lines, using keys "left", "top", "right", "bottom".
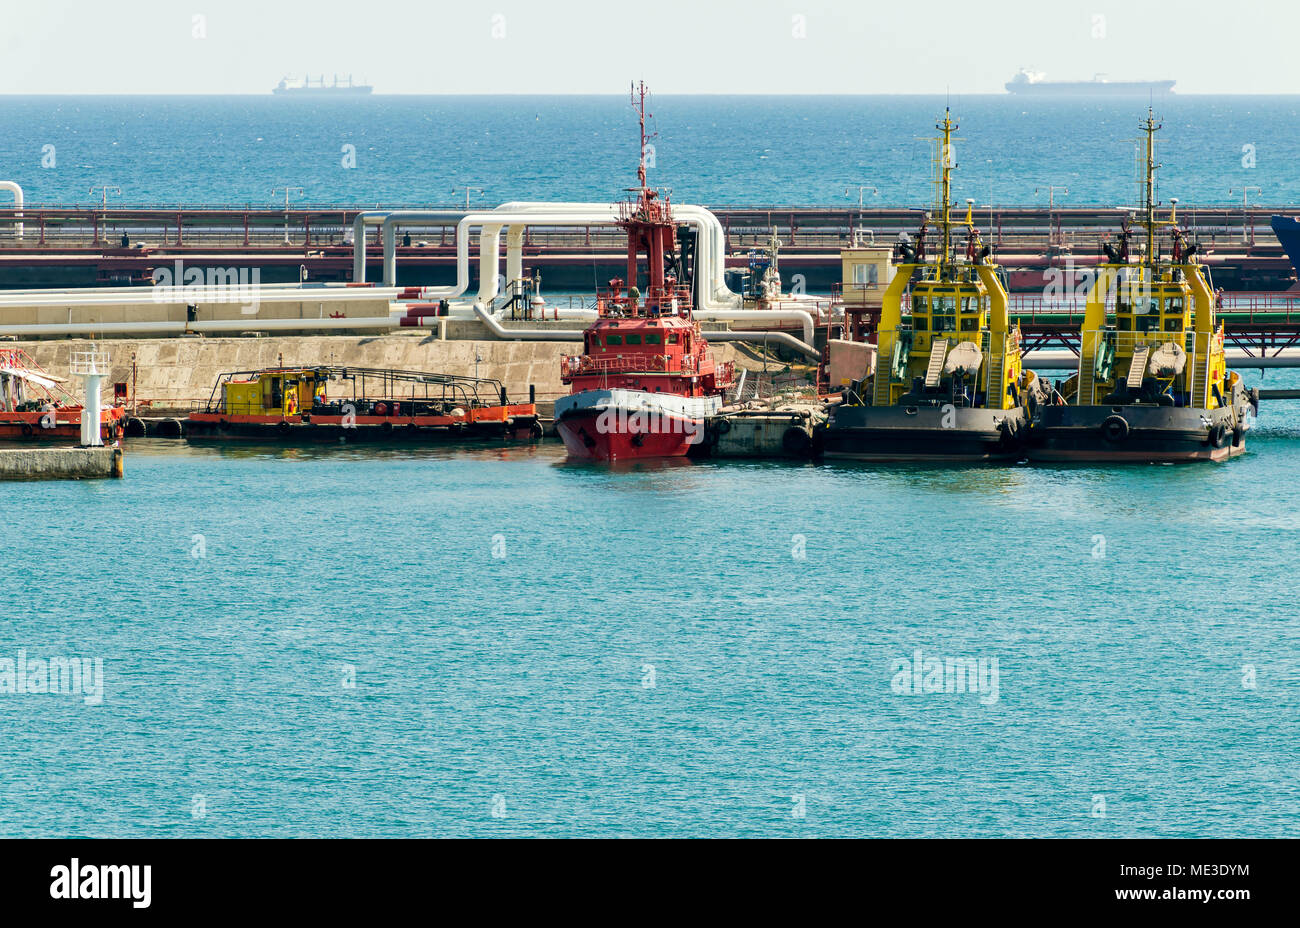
{"left": 374, "top": 402, "right": 388, "bottom": 416}
{"left": 1100, "top": 414, "right": 1129, "bottom": 443}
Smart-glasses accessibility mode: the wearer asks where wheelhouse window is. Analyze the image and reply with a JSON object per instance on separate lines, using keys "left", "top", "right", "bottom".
{"left": 667, "top": 333, "right": 679, "bottom": 344}
{"left": 605, "top": 335, "right": 623, "bottom": 346}
{"left": 625, "top": 333, "right": 643, "bottom": 345}
{"left": 645, "top": 333, "right": 662, "bottom": 345}
{"left": 933, "top": 295, "right": 957, "bottom": 333}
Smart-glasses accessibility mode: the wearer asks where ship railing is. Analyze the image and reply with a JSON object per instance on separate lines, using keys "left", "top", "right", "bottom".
{"left": 561, "top": 353, "right": 683, "bottom": 379}
{"left": 1077, "top": 328, "right": 1215, "bottom": 406}
{"left": 596, "top": 285, "right": 694, "bottom": 318}
{"left": 1217, "top": 292, "right": 1300, "bottom": 321}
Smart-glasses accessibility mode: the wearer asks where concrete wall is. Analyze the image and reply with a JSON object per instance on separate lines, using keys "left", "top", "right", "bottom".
{"left": 11, "top": 335, "right": 760, "bottom": 409}
{"left": 0, "top": 447, "right": 121, "bottom": 480}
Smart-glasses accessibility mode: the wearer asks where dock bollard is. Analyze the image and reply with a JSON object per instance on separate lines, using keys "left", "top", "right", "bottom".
{"left": 111, "top": 448, "right": 124, "bottom": 478}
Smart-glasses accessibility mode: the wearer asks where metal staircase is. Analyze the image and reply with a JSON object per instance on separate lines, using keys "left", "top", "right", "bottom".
{"left": 924, "top": 338, "right": 949, "bottom": 388}
{"left": 983, "top": 335, "right": 1005, "bottom": 408}
{"left": 1126, "top": 345, "right": 1150, "bottom": 390}
{"left": 873, "top": 332, "right": 897, "bottom": 406}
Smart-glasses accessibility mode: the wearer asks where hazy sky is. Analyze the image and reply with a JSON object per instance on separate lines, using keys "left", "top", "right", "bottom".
{"left": 1, "top": 0, "right": 1295, "bottom": 95}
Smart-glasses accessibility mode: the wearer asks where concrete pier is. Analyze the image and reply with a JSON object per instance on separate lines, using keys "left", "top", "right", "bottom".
{"left": 0, "top": 446, "right": 123, "bottom": 480}
{"left": 712, "top": 405, "right": 825, "bottom": 458}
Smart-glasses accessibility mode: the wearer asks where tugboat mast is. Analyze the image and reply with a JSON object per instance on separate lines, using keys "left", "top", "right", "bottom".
{"left": 634, "top": 80, "right": 650, "bottom": 191}
{"left": 936, "top": 109, "right": 956, "bottom": 274}
{"left": 1141, "top": 108, "right": 1161, "bottom": 266}
{"left": 618, "top": 80, "right": 677, "bottom": 315}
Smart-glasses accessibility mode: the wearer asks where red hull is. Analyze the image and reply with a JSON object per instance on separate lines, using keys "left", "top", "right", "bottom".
{"left": 0, "top": 409, "right": 125, "bottom": 442}
{"left": 556, "top": 410, "right": 698, "bottom": 462}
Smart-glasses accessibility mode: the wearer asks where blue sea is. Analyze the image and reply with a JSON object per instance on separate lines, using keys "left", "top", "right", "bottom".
{"left": 2, "top": 94, "right": 1299, "bottom": 839}
{"left": 2, "top": 375, "right": 1298, "bottom": 838}
{"left": 1, "top": 95, "right": 1298, "bottom": 208}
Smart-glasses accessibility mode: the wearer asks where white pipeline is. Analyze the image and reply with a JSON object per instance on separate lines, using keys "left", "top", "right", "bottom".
{"left": 0, "top": 181, "right": 22, "bottom": 240}
{"left": 0, "top": 316, "right": 397, "bottom": 338}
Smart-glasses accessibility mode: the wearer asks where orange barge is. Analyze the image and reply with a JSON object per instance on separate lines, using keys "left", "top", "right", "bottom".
{"left": 185, "top": 366, "right": 540, "bottom": 442}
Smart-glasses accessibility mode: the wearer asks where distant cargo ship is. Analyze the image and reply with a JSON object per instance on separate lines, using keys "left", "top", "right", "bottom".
{"left": 1005, "top": 69, "right": 1175, "bottom": 95}
{"left": 272, "top": 75, "right": 373, "bottom": 96}
{"left": 1272, "top": 216, "right": 1300, "bottom": 282}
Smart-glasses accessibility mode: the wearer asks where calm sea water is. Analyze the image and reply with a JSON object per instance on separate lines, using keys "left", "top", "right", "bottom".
{"left": 1, "top": 95, "right": 1298, "bottom": 208}
{"left": 2, "top": 374, "right": 1298, "bottom": 838}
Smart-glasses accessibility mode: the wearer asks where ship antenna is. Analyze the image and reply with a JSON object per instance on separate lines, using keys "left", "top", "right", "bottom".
{"left": 937, "top": 108, "right": 956, "bottom": 273}
{"left": 1142, "top": 107, "right": 1161, "bottom": 266}
{"left": 632, "top": 80, "right": 650, "bottom": 192}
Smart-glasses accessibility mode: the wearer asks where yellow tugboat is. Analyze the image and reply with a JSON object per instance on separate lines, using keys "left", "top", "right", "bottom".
{"left": 1027, "top": 110, "right": 1257, "bottom": 462}
{"left": 823, "top": 110, "right": 1040, "bottom": 461}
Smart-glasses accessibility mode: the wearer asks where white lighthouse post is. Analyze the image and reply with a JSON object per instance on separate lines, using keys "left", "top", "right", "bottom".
{"left": 70, "top": 349, "right": 110, "bottom": 447}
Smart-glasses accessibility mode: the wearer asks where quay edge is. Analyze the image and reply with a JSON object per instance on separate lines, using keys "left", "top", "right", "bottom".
{"left": 0, "top": 446, "right": 123, "bottom": 481}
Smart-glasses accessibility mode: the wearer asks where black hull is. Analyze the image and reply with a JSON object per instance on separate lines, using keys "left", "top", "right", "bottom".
{"left": 1027, "top": 404, "right": 1248, "bottom": 462}
{"left": 822, "top": 405, "right": 1029, "bottom": 462}
{"left": 183, "top": 421, "right": 538, "bottom": 443}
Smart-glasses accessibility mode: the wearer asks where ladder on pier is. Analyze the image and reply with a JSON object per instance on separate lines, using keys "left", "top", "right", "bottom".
{"left": 924, "top": 338, "right": 949, "bottom": 388}
{"left": 1126, "top": 345, "right": 1150, "bottom": 390}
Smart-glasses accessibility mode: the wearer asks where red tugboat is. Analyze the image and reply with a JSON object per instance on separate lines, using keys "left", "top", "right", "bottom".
{"left": 555, "top": 82, "right": 733, "bottom": 462}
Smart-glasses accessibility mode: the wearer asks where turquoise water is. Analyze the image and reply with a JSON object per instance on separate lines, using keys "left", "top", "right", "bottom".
{"left": 2, "top": 377, "right": 1298, "bottom": 838}
{"left": 2, "top": 94, "right": 1298, "bottom": 207}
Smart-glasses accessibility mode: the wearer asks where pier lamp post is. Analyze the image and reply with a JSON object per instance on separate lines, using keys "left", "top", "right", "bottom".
{"left": 1228, "top": 187, "right": 1261, "bottom": 246}
{"left": 845, "top": 185, "right": 878, "bottom": 208}
{"left": 272, "top": 186, "right": 304, "bottom": 244}
{"left": 89, "top": 186, "right": 121, "bottom": 247}
{"left": 1036, "top": 185, "right": 1068, "bottom": 247}
{"left": 845, "top": 186, "right": 877, "bottom": 242}
{"left": 90, "top": 185, "right": 121, "bottom": 211}
{"left": 453, "top": 186, "right": 485, "bottom": 210}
